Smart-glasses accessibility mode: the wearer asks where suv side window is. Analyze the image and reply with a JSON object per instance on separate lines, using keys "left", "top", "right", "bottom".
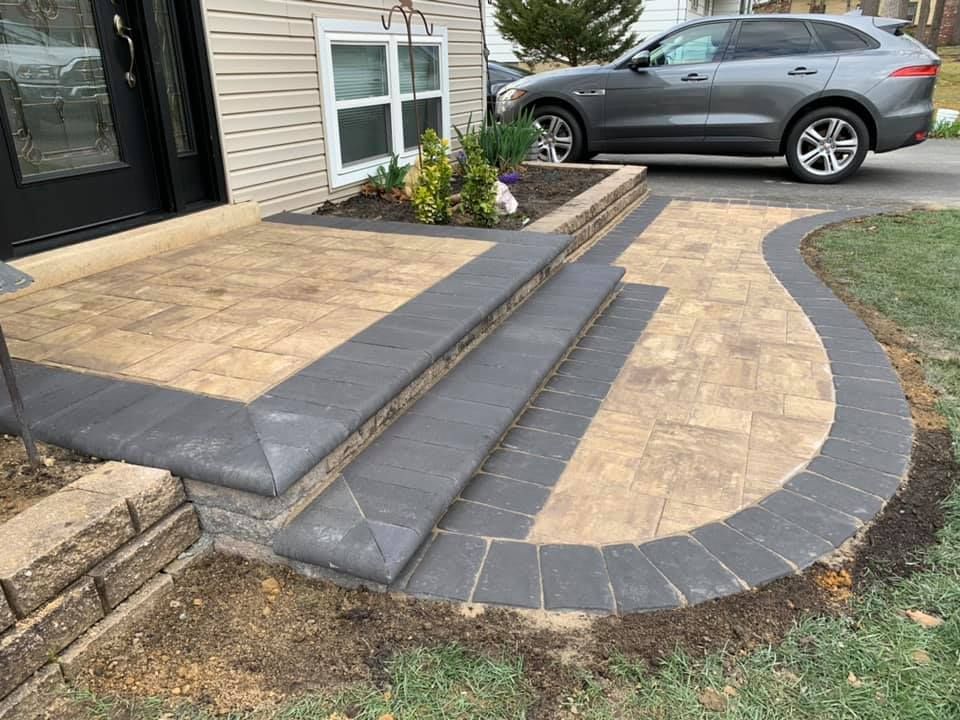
{"left": 812, "top": 22, "right": 873, "bottom": 52}
{"left": 733, "top": 20, "right": 814, "bottom": 60}
{"left": 648, "top": 22, "right": 733, "bottom": 67}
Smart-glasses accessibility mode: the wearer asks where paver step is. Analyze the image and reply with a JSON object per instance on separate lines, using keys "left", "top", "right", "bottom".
{"left": 0, "top": 218, "right": 573, "bottom": 499}
{"left": 273, "top": 263, "right": 625, "bottom": 585}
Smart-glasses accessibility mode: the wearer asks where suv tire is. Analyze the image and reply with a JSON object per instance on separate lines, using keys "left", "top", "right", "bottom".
{"left": 785, "top": 107, "right": 869, "bottom": 184}
{"left": 532, "top": 105, "right": 585, "bottom": 163}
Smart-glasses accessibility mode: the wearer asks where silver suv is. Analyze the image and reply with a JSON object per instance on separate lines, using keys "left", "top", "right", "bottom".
{"left": 496, "top": 15, "right": 940, "bottom": 183}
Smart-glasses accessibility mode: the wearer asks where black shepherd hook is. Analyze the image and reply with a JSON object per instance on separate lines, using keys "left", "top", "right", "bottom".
{"left": 382, "top": 0, "right": 435, "bottom": 165}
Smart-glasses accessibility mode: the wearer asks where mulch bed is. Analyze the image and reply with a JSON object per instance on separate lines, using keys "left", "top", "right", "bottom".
{"left": 315, "top": 165, "right": 613, "bottom": 231}
{"left": 69, "top": 221, "right": 959, "bottom": 717}
{"left": 0, "top": 435, "right": 102, "bottom": 523}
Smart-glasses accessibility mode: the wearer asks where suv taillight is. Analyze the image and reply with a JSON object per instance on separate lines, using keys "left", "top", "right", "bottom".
{"left": 889, "top": 65, "right": 940, "bottom": 78}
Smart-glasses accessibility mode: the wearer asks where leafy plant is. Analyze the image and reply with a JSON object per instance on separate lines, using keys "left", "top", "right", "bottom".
{"left": 455, "top": 109, "right": 541, "bottom": 172}
{"left": 930, "top": 118, "right": 960, "bottom": 139}
{"left": 364, "top": 153, "right": 410, "bottom": 197}
{"left": 460, "top": 132, "right": 500, "bottom": 228}
{"left": 495, "top": 0, "right": 644, "bottom": 66}
{"left": 412, "top": 129, "right": 453, "bottom": 224}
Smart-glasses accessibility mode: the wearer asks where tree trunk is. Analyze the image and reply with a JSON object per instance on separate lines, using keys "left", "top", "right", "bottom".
{"left": 928, "top": 0, "right": 947, "bottom": 51}
{"left": 861, "top": 0, "right": 881, "bottom": 16}
{"left": 915, "top": 0, "right": 931, "bottom": 43}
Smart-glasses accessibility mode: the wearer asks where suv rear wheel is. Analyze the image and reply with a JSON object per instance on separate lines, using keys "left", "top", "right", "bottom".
{"left": 532, "top": 105, "right": 584, "bottom": 163}
{"left": 785, "top": 107, "right": 869, "bottom": 184}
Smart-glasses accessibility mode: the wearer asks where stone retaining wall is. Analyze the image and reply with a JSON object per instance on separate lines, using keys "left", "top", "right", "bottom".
{"left": 0, "top": 463, "right": 205, "bottom": 719}
{"left": 525, "top": 164, "right": 649, "bottom": 250}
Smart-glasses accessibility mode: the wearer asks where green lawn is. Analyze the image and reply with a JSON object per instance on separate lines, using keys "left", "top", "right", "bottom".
{"left": 936, "top": 47, "right": 959, "bottom": 111}
{"left": 812, "top": 210, "right": 960, "bottom": 459}
{"left": 65, "top": 211, "right": 960, "bottom": 720}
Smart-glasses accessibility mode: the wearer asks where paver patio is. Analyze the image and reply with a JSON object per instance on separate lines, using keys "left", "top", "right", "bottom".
{"left": 0, "top": 195, "right": 913, "bottom": 613}
{"left": 2, "top": 224, "right": 491, "bottom": 403}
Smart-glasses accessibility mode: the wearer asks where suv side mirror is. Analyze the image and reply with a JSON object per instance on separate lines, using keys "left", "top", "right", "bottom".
{"left": 629, "top": 50, "right": 651, "bottom": 70}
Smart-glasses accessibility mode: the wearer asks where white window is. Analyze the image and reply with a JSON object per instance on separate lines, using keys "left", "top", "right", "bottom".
{"left": 315, "top": 19, "right": 450, "bottom": 189}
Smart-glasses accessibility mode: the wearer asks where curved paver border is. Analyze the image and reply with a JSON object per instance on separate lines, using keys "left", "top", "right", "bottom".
{"left": 399, "top": 204, "right": 914, "bottom": 614}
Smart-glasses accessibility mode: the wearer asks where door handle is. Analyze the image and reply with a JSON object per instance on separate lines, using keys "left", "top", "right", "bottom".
{"left": 788, "top": 67, "right": 818, "bottom": 76}
{"left": 113, "top": 13, "right": 136, "bottom": 88}
{"left": 681, "top": 73, "right": 709, "bottom": 82}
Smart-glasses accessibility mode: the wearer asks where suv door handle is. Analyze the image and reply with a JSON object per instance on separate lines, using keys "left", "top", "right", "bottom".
{"left": 788, "top": 67, "right": 818, "bottom": 76}
{"left": 681, "top": 73, "right": 710, "bottom": 82}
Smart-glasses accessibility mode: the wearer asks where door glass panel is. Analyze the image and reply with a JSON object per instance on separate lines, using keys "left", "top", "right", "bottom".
{"left": 0, "top": 2, "right": 120, "bottom": 178}
{"left": 154, "top": 0, "right": 194, "bottom": 154}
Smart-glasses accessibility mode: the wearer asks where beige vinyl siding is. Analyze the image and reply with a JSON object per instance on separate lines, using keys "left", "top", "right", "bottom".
{"left": 202, "top": 0, "right": 485, "bottom": 216}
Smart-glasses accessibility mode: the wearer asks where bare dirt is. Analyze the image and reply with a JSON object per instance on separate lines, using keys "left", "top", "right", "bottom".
{"left": 315, "top": 165, "right": 613, "bottom": 231}
{"left": 65, "top": 224, "right": 960, "bottom": 718}
{"left": 0, "top": 435, "right": 102, "bottom": 523}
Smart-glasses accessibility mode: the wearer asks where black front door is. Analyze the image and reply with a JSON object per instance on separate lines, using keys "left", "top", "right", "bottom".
{"left": 0, "top": 0, "right": 222, "bottom": 259}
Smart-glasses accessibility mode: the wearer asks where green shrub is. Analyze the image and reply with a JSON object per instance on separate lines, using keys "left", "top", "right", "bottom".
{"left": 365, "top": 153, "right": 410, "bottom": 195}
{"left": 930, "top": 119, "right": 960, "bottom": 139}
{"left": 460, "top": 132, "right": 499, "bottom": 227}
{"left": 412, "top": 129, "right": 453, "bottom": 224}
{"left": 456, "top": 110, "right": 541, "bottom": 172}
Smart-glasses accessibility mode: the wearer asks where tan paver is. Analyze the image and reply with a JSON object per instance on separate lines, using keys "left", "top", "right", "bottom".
{"left": 1, "top": 223, "right": 492, "bottom": 401}
{"left": 529, "top": 201, "right": 834, "bottom": 543}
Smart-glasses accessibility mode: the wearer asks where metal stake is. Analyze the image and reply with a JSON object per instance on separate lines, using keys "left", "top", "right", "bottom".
{"left": 0, "top": 324, "right": 38, "bottom": 467}
{"left": 383, "top": 0, "right": 435, "bottom": 165}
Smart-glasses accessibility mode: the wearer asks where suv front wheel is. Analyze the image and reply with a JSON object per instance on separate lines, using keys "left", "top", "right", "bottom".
{"left": 532, "top": 106, "right": 584, "bottom": 163}
{"left": 785, "top": 107, "right": 869, "bottom": 184}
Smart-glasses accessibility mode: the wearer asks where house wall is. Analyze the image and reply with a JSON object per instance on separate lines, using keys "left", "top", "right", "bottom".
{"left": 485, "top": 0, "right": 520, "bottom": 62}
{"left": 632, "top": 0, "right": 690, "bottom": 40}
{"left": 201, "top": 0, "right": 486, "bottom": 216}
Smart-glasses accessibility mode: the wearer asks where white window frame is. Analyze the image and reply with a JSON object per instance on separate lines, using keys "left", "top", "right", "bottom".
{"left": 315, "top": 18, "right": 451, "bottom": 189}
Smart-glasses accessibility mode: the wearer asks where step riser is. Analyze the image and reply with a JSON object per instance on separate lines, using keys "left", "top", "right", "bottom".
{"left": 185, "top": 250, "right": 569, "bottom": 541}
{"left": 273, "top": 264, "right": 626, "bottom": 585}
{"left": 185, "top": 189, "right": 650, "bottom": 545}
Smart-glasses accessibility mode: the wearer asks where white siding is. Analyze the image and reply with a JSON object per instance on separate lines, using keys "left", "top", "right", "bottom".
{"left": 632, "top": 0, "right": 689, "bottom": 40}
{"left": 485, "top": 0, "right": 520, "bottom": 63}
{"left": 631, "top": 0, "right": 746, "bottom": 39}
{"left": 201, "top": 0, "right": 486, "bottom": 216}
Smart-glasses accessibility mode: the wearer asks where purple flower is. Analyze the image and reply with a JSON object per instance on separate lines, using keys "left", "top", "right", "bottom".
{"left": 499, "top": 170, "right": 521, "bottom": 185}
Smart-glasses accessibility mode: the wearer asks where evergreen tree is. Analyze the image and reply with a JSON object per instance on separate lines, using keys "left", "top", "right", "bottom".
{"left": 495, "top": 0, "right": 644, "bottom": 67}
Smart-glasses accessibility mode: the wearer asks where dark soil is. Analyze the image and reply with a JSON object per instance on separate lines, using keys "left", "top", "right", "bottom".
{"left": 803, "top": 231, "right": 960, "bottom": 586}
{"left": 0, "top": 435, "right": 102, "bottom": 523}
{"left": 315, "top": 165, "right": 613, "bottom": 231}
{"left": 69, "top": 220, "right": 959, "bottom": 718}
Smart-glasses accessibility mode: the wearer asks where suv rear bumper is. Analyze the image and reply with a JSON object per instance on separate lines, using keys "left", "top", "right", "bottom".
{"left": 876, "top": 110, "right": 933, "bottom": 153}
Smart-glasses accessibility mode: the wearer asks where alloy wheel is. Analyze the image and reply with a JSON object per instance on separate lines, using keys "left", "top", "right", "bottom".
{"left": 533, "top": 114, "right": 574, "bottom": 163}
{"left": 796, "top": 117, "right": 859, "bottom": 178}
